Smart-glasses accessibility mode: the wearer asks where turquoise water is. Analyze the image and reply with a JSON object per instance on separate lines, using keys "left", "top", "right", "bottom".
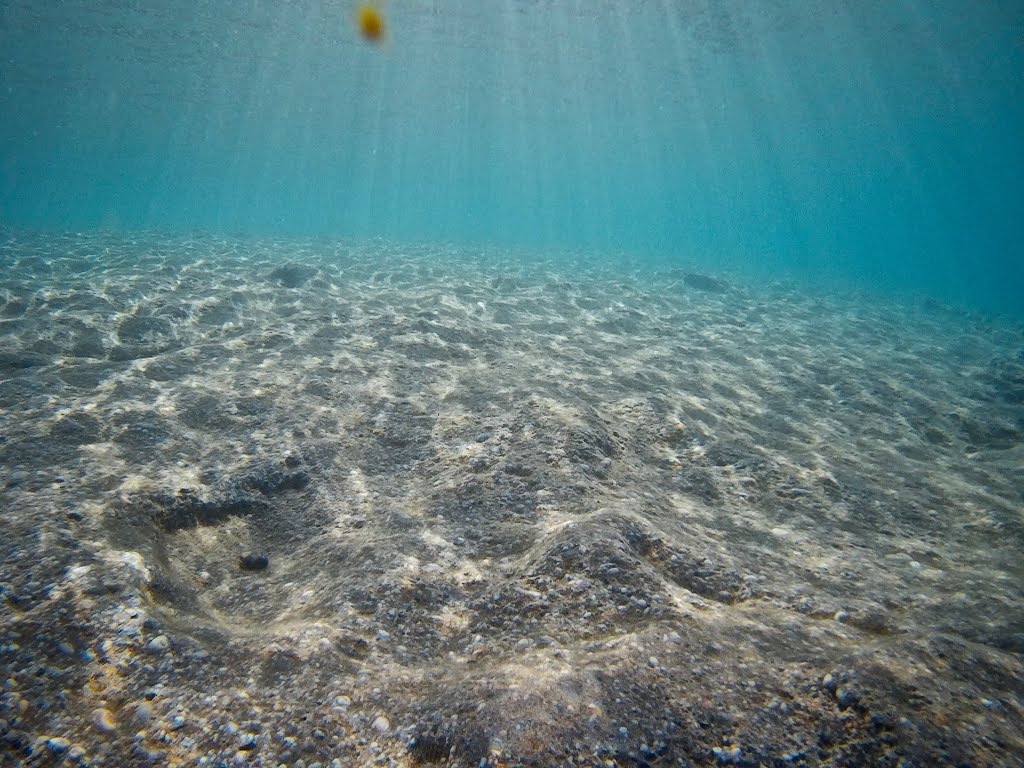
{"left": 1, "top": 1, "right": 1022, "bottom": 313}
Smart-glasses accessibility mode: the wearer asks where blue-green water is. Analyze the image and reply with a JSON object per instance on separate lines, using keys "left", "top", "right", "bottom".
{"left": 1, "top": 1, "right": 1022, "bottom": 313}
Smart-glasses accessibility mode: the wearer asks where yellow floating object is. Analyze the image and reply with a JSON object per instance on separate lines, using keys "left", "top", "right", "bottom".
{"left": 357, "top": 4, "right": 385, "bottom": 44}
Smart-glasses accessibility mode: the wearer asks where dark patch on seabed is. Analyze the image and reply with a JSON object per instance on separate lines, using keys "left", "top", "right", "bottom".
{"left": 0, "top": 230, "right": 1022, "bottom": 767}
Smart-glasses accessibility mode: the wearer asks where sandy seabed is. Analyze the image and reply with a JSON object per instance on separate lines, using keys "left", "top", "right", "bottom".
{"left": 0, "top": 230, "right": 1022, "bottom": 767}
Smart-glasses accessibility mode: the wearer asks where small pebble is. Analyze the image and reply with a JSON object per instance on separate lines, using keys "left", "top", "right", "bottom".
{"left": 47, "top": 736, "right": 72, "bottom": 754}
{"left": 92, "top": 707, "right": 117, "bottom": 733}
{"left": 834, "top": 610, "right": 849, "bottom": 623}
{"left": 371, "top": 715, "right": 391, "bottom": 734}
{"left": 147, "top": 635, "right": 169, "bottom": 652}
{"left": 68, "top": 745, "right": 87, "bottom": 761}
{"left": 132, "top": 702, "right": 153, "bottom": 724}
{"left": 836, "top": 686, "right": 859, "bottom": 708}
{"left": 238, "top": 733, "right": 258, "bottom": 750}
{"left": 712, "top": 745, "right": 743, "bottom": 764}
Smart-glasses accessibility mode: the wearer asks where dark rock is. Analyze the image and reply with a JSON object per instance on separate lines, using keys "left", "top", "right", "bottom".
{"left": 239, "top": 554, "right": 269, "bottom": 571}
{"left": 246, "top": 465, "right": 311, "bottom": 495}
{"left": 836, "top": 685, "right": 861, "bottom": 710}
{"left": 502, "top": 463, "right": 533, "bottom": 477}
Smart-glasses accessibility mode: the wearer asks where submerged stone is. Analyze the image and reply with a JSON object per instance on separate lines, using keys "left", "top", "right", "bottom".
{"left": 239, "top": 554, "right": 270, "bottom": 571}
